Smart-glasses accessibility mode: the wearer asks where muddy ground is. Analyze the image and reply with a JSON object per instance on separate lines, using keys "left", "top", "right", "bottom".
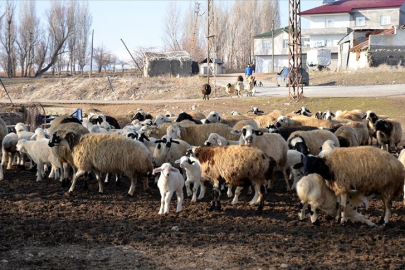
{"left": 0, "top": 164, "right": 405, "bottom": 270}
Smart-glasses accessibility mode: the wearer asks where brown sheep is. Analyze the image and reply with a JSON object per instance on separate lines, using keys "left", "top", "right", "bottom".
{"left": 202, "top": 83, "right": 211, "bottom": 100}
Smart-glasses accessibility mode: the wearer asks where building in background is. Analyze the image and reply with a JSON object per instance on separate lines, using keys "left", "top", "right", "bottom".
{"left": 143, "top": 51, "right": 192, "bottom": 77}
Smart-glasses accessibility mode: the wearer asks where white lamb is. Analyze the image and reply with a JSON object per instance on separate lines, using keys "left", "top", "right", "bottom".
{"left": 153, "top": 163, "right": 184, "bottom": 214}
{"left": 287, "top": 149, "right": 305, "bottom": 190}
{"left": 16, "top": 139, "right": 63, "bottom": 182}
{"left": 318, "top": 139, "right": 337, "bottom": 158}
{"left": 175, "top": 156, "right": 203, "bottom": 203}
{"left": 2, "top": 133, "right": 19, "bottom": 171}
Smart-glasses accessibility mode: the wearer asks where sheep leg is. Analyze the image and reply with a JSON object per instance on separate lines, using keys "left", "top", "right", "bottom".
{"left": 158, "top": 190, "right": 166, "bottom": 214}
{"left": 339, "top": 193, "right": 348, "bottom": 225}
{"left": 255, "top": 184, "right": 265, "bottom": 215}
{"left": 208, "top": 181, "right": 221, "bottom": 211}
{"left": 309, "top": 204, "right": 320, "bottom": 225}
{"left": 93, "top": 171, "right": 104, "bottom": 193}
{"left": 249, "top": 186, "right": 259, "bottom": 205}
{"left": 379, "top": 196, "right": 392, "bottom": 225}
{"left": 346, "top": 208, "right": 376, "bottom": 227}
{"left": 282, "top": 168, "right": 291, "bottom": 191}
{"left": 191, "top": 182, "right": 199, "bottom": 203}
{"left": 227, "top": 184, "right": 233, "bottom": 197}
{"left": 36, "top": 162, "right": 44, "bottom": 182}
{"left": 0, "top": 163, "right": 3, "bottom": 180}
{"left": 164, "top": 190, "right": 175, "bottom": 214}
{"left": 185, "top": 180, "right": 192, "bottom": 197}
{"left": 128, "top": 177, "right": 138, "bottom": 196}
{"left": 231, "top": 186, "right": 243, "bottom": 205}
{"left": 198, "top": 181, "right": 206, "bottom": 199}
{"left": 298, "top": 201, "right": 307, "bottom": 221}
{"left": 176, "top": 188, "right": 184, "bottom": 213}
{"left": 68, "top": 169, "right": 86, "bottom": 193}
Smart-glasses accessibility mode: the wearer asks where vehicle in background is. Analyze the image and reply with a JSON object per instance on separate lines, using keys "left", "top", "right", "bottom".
{"left": 306, "top": 48, "right": 331, "bottom": 71}
{"left": 276, "top": 67, "right": 309, "bottom": 87}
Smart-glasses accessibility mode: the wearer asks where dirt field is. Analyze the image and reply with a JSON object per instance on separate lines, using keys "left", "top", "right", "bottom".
{"left": 1, "top": 72, "right": 405, "bottom": 269}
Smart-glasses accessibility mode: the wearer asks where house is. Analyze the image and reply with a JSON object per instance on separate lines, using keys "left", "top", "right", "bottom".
{"left": 300, "top": 0, "right": 405, "bottom": 69}
{"left": 143, "top": 51, "right": 192, "bottom": 77}
{"left": 199, "top": 58, "right": 226, "bottom": 75}
{"left": 338, "top": 27, "right": 405, "bottom": 70}
{"left": 253, "top": 27, "right": 310, "bottom": 74}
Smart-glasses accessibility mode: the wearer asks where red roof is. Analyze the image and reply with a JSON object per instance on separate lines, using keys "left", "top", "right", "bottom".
{"left": 301, "top": 0, "right": 405, "bottom": 15}
{"left": 349, "top": 28, "right": 395, "bottom": 52}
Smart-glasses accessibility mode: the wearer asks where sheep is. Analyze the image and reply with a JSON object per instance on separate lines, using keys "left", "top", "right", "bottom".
{"left": 175, "top": 112, "right": 203, "bottom": 124}
{"left": 334, "top": 125, "right": 359, "bottom": 147}
{"left": 344, "top": 121, "right": 369, "bottom": 146}
{"left": 232, "top": 118, "right": 260, "bottom": 131}
{"left": 335, "top": 109, "right": 365, "bottom": 122}
{"left": 397, "top": 149, "right": 405, "bottom": 204}
{"left": 48, "top": 115, "right": 82, "bottom": 134}
{"left": 0, "top": 116, "right": 7, "bottom": 142}
{"left": 48, "top": 122, "right": 90, "bottom": 183}
{"left": 245, "top": 75, "right": 255, "bottom": 97}
{"left": 302, "top": 146, "right": 405, "bottom": 225}
{"left": 235, "top": 81, "right": 244, "bottom": 98}
{"left": 131, "top": 108, "right": 153, "bottom": 122}
{"left": 16, "top": 139, "right": 63, "bottom": 182}
{"left": 233, "top": 125, "right": 291, "bottom": 191}
{"left": 49, "top": 131, "right": 153, "bottom": 195}
{"left": 14, "top": 122, "right": 35, "bottom": 168}
{"left": 187, "top": 145, "right": 276, "bottom": 214}
{"left": 322, "top": 110, "right": 335, "bottom": 120}
{"left": 174, "top": 156, "right": 203, "bottom": 203}
{"left": 294, "top": 107, "right": 312, "bottom": 117}
{"left": 153, "top": 163, "right": 184, "bottom": 214}
{"left": 254, "top": 110, "right": 284, "bottom": 128}
{"left": 88, "top": 113, "right": 121, "bottom": 129}
{"left": 30, "top": 127, "right": 50, "bottom": 140}
{"left": 276, "top": 115, "right": 343, "bottom": 130}
{"left": 153, "top": 114, "right": 172, "bottom": 126}
{"left": 133, "top": 129, "right": 157, "bottom": 156}
{"left": 204, "top": 132, "right": 239, "bottom": 146}
{"left": 297, "top": 173, "right": 376, "bottom": 226}
{"left": 152, "top": 135, "right": 191, "bottom": 169}
{"left": 267, "top": 124, "right": 319, "bottom": 141}
{"left": 374, "top": 119, "right": 402, "bottom": 152}
{"left": 225, "top": 83, "right": 237, "bottom": 97}
{"left": 363, "top": 110, "right": 380, "bottom": 145}
{"left": 2, "top": 133, "right": 18, "bottom": 171}
{"left": 202, "top": 83, "right": 211, "bottom": 100}
{"left": 287, "top": 129, "right": 340, "bottom": 156}
{"left": 167, "top": 122, "right": 240, "bottom": 146}
{"left": 247, "top": 107, "right": 264, "bottom": 115}
{"left": 318, "top": 139, "right": 337, "bottom": 158}
{"left": 287, "top": 149, "right": 305, "bottom": 190}
{"left": 204, "top": 111, "right": 252, "bottom": 127}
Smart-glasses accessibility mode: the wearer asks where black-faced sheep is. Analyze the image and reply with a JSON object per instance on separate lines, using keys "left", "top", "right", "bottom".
{"left": 294, "top": 107, "right": 312, "bottom": 117}
{"left": 49, "top": 131, "right": 153, "bottom": 195}
{"left": 152, "top": 136, "right": 191, "bottom": 169}
{"left": 153, "top": 163, "right": 184, "bottom": 214}
{"left": 374, "top": 119, "right": 402, "bottom": 152}
{"left": 297, "top": 173, "right": 376, "bottom": 226}
{"left": 202, "top": 83, "right": 211, "bottom": 100}
{"left": 247, "top": 107, "right": 264, "bottom": 116}
{"left": 175, "top": 112, "right": 203, "bottom": 124}
{"left": 287, "top": 129, "right": 340, "bottom": 156}
{"left": 234, "top": 125, "right": 290, "bottom": 191}
{"left": 267, "top": 124, "right": 319, "bottom": 141}
{"left": 188, "top": 145, "right": 276, "bottom": 214}
{"left": 303, "top": 146, "right": 405, "bottom": 225}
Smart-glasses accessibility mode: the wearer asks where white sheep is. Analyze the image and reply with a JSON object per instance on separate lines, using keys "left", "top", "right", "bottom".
{"left": 204, "top": 132, "right": 239, "bottom": 147}
{"left": 318, "top": 139, "right": 337, "bottom": 158}
{"left": 30, "top": 127, "right": 50, "bottom": 140}
{"left": 303, "top": 146, "right": 405, "bottom": 225}
{"left": 287, "top": 149, "right": 305, "bottom": 190}
{"left": 49, "top": 131, "right": 153, "bottom": 195}
{"left": 2, "top": 133, "right": 19, "bottom": 171}
{"left": 152, "top": 135, "right": 191, "bottom": 169}
{"left": 235, "top": 81, "right": 244, "bottom": 98}
{"left": 15, "top": 122, "right": 35, "bottom": 168}
{"left": 153, "top": 114, "right": 172, "bottom": 126}
{"left": 287, "top": 129, "right": 340, "bottom": 156}
{"left": 297, "top": 173, "right": 376, "bottom": 226}
{"left": 153, "top": 163, "right": 184, "bottom": 214}
{"left": 175, "top": 156, "right": 203, "bottom": 203}
{"left": 16, "top": 139, "right": 63, "bottom": 182}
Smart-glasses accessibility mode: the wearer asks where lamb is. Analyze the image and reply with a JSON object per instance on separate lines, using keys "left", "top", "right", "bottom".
{"left": 234, "top": 125, "right": 290, "bottom": 191}
{"left": 2, "top": 133, "right": 18, "bottom": 171}
{"left": 374, "top": 119, "right": 402, "bottom": 152}
{"left": 303, "top": 146, "right": 405, "bottom": 225}
{"left": 287, "top": 129, "right": 340, "bottom": 156}
{"left": 166, "top": 122, "right": 240, "bottom": 146}
{"left": 14, "top": 122, "right": 34, "bottom": 168}
{"left": 334, "top": 125, "right": 359, "bottom": 147}
{"left": 187, "top": 145, "right": 276, "bottom": 214}
{"left": 175, "top": 156, "right": 203, "bottom": 203}
{"left": 16, "top": 139, "right": 63, "bottom": 182}
{"left": 225, "top": 83, "right": 237, "bottom": 97}
{"left": 30, "top": 127, "right": 50, "bottom": 140}
{"left": 204, "top": 132, "right": 239, "bottom": 146}
{"left": 48, "top": 131, "right": 153, "bottom": 195}
{"left": 152, "top": 135, "right": 191, "bottom": 169}
{"left": 202, "top": 83, "right": 211, "bottom": 100}
{"left": 153, "top": 163, "right": 184, "bottom": 214}
{"left": 296, "top": 173, "right": 376, "bottom": 226}
{"left": 287, "top": 149, "right": 305, "bottom": 190}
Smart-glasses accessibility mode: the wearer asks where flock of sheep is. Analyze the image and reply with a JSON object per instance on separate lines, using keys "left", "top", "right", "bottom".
{"left": 1, "top": 105, "right": 404, "bottom": 227}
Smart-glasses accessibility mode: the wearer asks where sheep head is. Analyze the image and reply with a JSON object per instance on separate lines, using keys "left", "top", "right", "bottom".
{"left": 303, "top": 155, "right": 331, "bottom": 181}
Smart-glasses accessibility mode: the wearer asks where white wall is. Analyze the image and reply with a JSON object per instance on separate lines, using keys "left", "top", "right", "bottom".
{"left": 308, "top": 14, "right": 350, "bottom": 29}
{"left": 347, "top": 51, "right": 369, "bottom": 70}
{"left": 253, "top": 31, "right": 291, "bottom": 56}
{"left": 255, "top": 55, "right": 289, "bottom": 73}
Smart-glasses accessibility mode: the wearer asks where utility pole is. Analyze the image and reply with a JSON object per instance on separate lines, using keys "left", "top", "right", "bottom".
{"left": 206, "top": 0, "right": 216, "bottom": 95}
{"left": 191, "top": 2, "right": 202, "bottom": 59}
{"left": 272, "top": 20, "right": 275, "bottom": 73}
{"left": 288, "top": 0, "right": 303, "bottom": 100}
{"left": 90, "top": 29, "right": 94, "bottom": 78}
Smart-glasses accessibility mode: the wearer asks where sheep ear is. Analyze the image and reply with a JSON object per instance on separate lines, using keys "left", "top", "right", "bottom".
{"left": 217, "top": 139, "right": 222, "bottom": 146}
{"left": 188, "top": 159, "right": 195, "bottom": 165}
{"left": 174, "top": 159, "right": 180, "bottom": 164}
{"left": 170, "top": 167, "right": 179, "bottom": 173}
{"left": 231, "top": 130, "right": 240, "bottom": 135}
{"left": 293, "top": 162, "right": 303, "bottom": 169}
{"left": 65, "top": 131, "right": 81, "bottom": 151}
{"left": 153, "top": 168, "right": 162, "bottom": 174}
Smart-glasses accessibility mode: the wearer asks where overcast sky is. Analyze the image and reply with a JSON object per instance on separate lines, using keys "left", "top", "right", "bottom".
{"left": 34, "top": 0, "right": 324, "bottom": 61}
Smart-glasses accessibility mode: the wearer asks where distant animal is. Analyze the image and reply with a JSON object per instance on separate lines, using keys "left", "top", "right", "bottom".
{"left": 202, "top": 84, "right": 211, "bottom": 100}
{"left": 258, "top": 81, "right": 263, "bottom": 87}
{"left": 237, "top": 75, "right": 244, "bottom": 82}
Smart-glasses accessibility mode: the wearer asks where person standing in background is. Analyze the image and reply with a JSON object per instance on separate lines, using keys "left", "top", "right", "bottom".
{"left": 245, "top": 64, "right": 253, "bottom": 78}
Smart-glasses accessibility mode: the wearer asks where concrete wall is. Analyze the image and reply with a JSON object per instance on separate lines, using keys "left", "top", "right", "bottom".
{"left": 255, "top": 55, "right": 289, "bottom": 73}
{"left": 253, "top": 31, "right": 291, "bottom": 56}
{"left": 347, "top": 51, "right": 369, "bottom": 70}
{"left": 144, "top": 59, "right": 192, "bottom": 77}
{"left": 350, "top": 8, "right": 400, "bottom": 29}
{"left": 369, "top": 29, "right": 405, "bottom": 67}
{"left": 308, "top": 14, "right": 350, "bottom": 29}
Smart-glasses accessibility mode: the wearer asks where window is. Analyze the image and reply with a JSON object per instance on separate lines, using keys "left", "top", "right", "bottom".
{"left": 356, "top": 16, "right": 365, "bottom": 26}
{"left": 302, "top": 38, "right": 310, "bottom": 47}
{"left": 316, "top": 41, "right": 325, "bottom": 47}
{"left": 325, "top": 18, "right": 334, "bottom": 28}
{"left": 283, "top": 39, "right": 288, "bottom": 49}
{"left": 325, "top": 39, "right": 333, "bottom": 47}
{"left": 262, "top": 40, "right": 271, "bottom": 50}
{"left": 381, "top": 15, "right": 391, "bottom": 25}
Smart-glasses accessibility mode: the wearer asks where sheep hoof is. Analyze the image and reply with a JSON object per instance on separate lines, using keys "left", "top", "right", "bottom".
{"left": 312, "top": 220, "right": 320, "bottom": 226}
{"left": 125, "top": 193, "right": 134, "bottom": 197}
{"left": 378, "top": 218, "right": 385, "bottom": 226}
{"left": 64, "top": 191, "right": 73, "bottom": 197}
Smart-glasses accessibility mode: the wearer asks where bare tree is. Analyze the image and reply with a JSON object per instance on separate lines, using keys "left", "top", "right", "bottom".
{"left": 93, "top": 45, "right": 110, "bottom": 73}
{"left": 35, "top": 1, "right": 75, "bottom": 77}
{"left": 162, "top": 1, "right": 182, "bottom": 51}
{"left": 0, "top": 0, "right": 17, "bottom": 77}
{"left": 76, "top": 1, "right": 92, "bottom": 75}
{"left": 66, "top": 0, "right": 79, "bottom": 74}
